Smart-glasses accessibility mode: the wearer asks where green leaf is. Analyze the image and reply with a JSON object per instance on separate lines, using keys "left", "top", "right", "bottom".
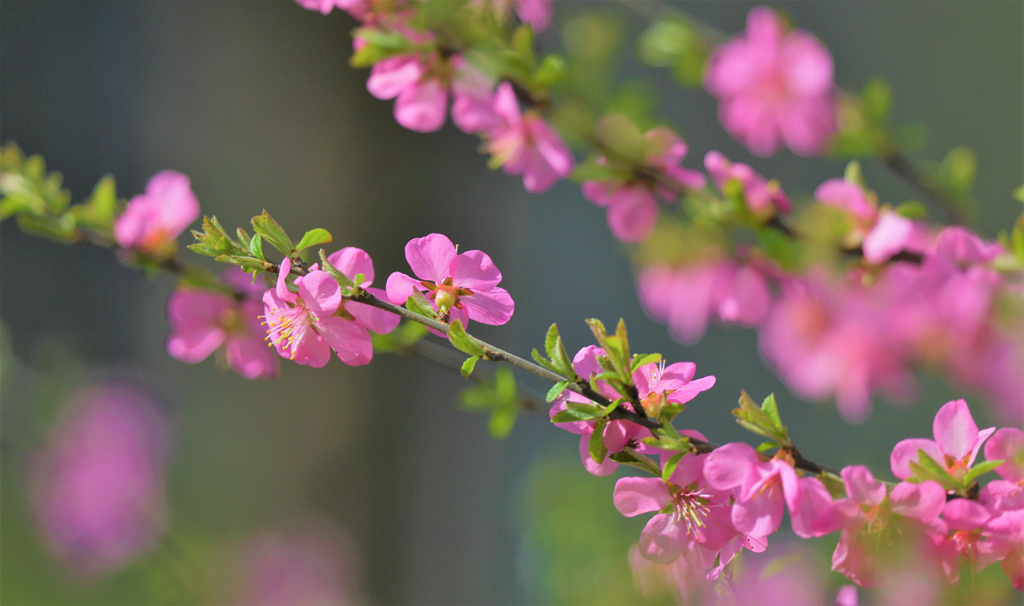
{"left": 511, "top": 25, "right": 536, "bottom": 69}
{"left": 661, "top": 452, "right": 685, "bottom": 483}
{"left": 761, "top": 394, "right": 782, "bottom": 432}
{"left": 908, "top": 449, "right": 962, "bottom": 491}
{"left": 843, "top": 161, "right": 868, "bottom": 189}
{"left": 318, "top": 249, "right": 354, "bottom": 288}
{"left": 296, "top": 228, "right": 333, "bottom": 252}
{"left": 860, "top": 78, "right": 892, "bottom": 122}
{"left": 448, "top": 319, "right": 485, "bottom": 357}
{"left": 250, "top": 233, "right": 264, "bottom": 261}
{"left": 570, "top": 156, "right": 629, "bottom": 183}
{"left": 589, "top": 418, "right": 609, "bottom": 464}
{"left": 609, "top": 450, "right": 663, "bottom": 477}
{"left": 16, "top": 212, "right": 77, "bottom": 242}
{"left": 461, "top": 356, "right": 480, "bottom": 379}
{"left": 488, "top": 403, "right": 518, "bottom": 439}
{"left": 1013, "top": 185, "right": 1024, "bottom": 204}
{"left": 251, "top": 210, "right": 295, "bottom": 255}
{"left": 71, "top": 175, "right": 118, "bottom": 230}
{"left": 531, "top": 347, "right": 563, "bottom": 374}
{"left": 533, "top": 54, "right": 567, "bottom": 88}
{"left": 234, "top": 227, "right": 252, "bottom": 254}
{"left": 595, "top": 114, "right": 645, "bottom": 163}
{"left": 551, "top": 401, "right": 605, "bottom": 423}
{"left": 213, "top": 255, "right": 270, "bottom": 271}
{"left": 630, "top": 353, "right": 662, "bottom": 373}
{"left": 894, "top": 200, "right": 928, "bottom": 220}
{"left": 963, "top": 459, "right": 1004, "bottom": 485}
{"left": 404, "top": 290, "right": 436, "bottom": 319}
{"left": 546, "top": 380, "right": 570, "bottom": 402}
{"left": 756, "top": 441, "right": 778, "bottom": 454}
{"left": 494, "top": 367, "right": 517, "bottom": 402}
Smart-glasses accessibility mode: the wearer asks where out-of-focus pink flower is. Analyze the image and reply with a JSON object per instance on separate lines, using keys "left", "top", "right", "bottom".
{"left": 813, "top": 179, "right": 928, "bottom": 264}
{"left": 637, "top": 260, "right": 772, "bottom": 344}
{"left": 985, "top": 428, "right": 1024, "bottom": 484}
{"left": 890, "top": 399, "right": 995, "bottom": 482}
{"left": 30, "top": 386, "right": 169, "bottom": 575}
{"left": 232, "top": 526, "right": 361, "bottom": 605}
{"left": 114, "top": 170, "right": 199, "bottom": 255}
{"left": 264, "top": 250, "right": 399, "bottom": 367}
{"left": 386, "top": 233, "right": 514, "bottom": 329}
{"left": 729, "top": 547, "right": 848, "bottom": 606}
{"left": 705, "top": 7, "right": 837, "bottom": 156}
{"left": 167, "top": 268, "right": 279, "bottom": 379}
{"left": 450, "top": 56, "right": 499, "bottom": 133}
{"left": 485, "top": 82, "right": 574, "bottom": 193}
{"left": 512, "top": 0, "right": 552, "bottom": 32}
{"left": 293, "top": 0, "right": 368, "bottom": 20}
{"left": 583, "top": 126, "right": 705, "bottom": 242}
{"left": 705, "top": 151, "right": 791, "bottom": 216}
{"left": 367, "top": 54, "right": 449, "bottom": 133}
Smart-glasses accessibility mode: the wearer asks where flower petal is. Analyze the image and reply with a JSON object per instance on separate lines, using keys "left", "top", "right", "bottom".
{"left": 405, "top": 233, "right": 456, "bottom": 283}
{"left": 316, "top": 317, "right": 372, "bottom": 366}
{"left": 347, "top": 287, "right": 400, "bottom": 334}
{"left": 449, "top": 249, "right": 503, "bottom": 290}
{"left": 298, "top": 271, "right": 342, "bottom": 319}
{"left": 933, "top": 399, "right": 979, "bottom": 462}
{"left": 327, "top": 247, "right": 375, "bottom": 286}
{"left": 459, "top": 287, "right": 514, "bottom": 325}
{"left": 613, "top": 477, "right": 670, "bottom": 516}
{"left": 890, "top": 438, "right": 944, "bottom": 480}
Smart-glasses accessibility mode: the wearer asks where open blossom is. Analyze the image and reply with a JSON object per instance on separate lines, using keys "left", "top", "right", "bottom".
{"left": 386, "top": 233, "right": 514, "bottom": 329}
{"left": 705, "top": 151, "right": 791, "bottom": 217}
{"left": 114, "top": 170, "right": 200, "bottom": 255}
{"left": 705, "top": 7, "right": 837, "bottom": 156}
{"left": 293, "top": 0, "right": 368, "bottom": 20}
{"left": 263, "top": 249, "right": 399, "bottom": 367}
{"left": 167, "top": 268, "right": 279, "bottom": 379}
{"left": 890, "top": 399, "right": 995, "bottom": 482}
{"left": 485, "top": 82, "right": 574, "bottom": 193}
{"left": 703, "top": 442, "right": 803, "bottom": 538}
{"left": 30, "top": 386, "right": 169, "bottom": 575}
{"left": 582, "top": 126, "right": 705, "bottom": 243}
{"left": 367, "top": 50, "right": 449, "bottom": 133}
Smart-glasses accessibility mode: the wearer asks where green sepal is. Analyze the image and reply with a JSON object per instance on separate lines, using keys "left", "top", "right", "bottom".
{"left": 589, "top": 418, "right": 609, "bottom": 464}
{"left": 755, "top": 441, "right": 778, "bottom": 454}
{"left": 251, "top": 210, "right": 295, "bottom": 255}
{"left": 461, "top": 356, "right": 481, "bottom": 379}
{"left": 609, "top": 450, "right": 662, "bottom": 477}
{"left": 296, "top": 228, "right": 333, "bottom": 252}
{"left": 448, "top": 319, "right": 485, "bottom": 357}
{"left": 657, "top": 402, "right": 684, "bottom": 426}
{"left": 661, "top": 452, "right": 686, "bottom": 483}
{"left": 546, "top": 380, "right": 569, "bottom": 402}
{"left": 963, "top": 459, "right": 1004, "bottom": 485}
{"left": 318, "top": 249, "right": 354, "bottom": 288}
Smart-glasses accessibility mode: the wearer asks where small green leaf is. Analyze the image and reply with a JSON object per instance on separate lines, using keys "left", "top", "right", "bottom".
{"left": 494, "top": 367, "right": 517, "bottom": 402}
{"left": 1013, "top": 185, "right": 1024, "bottom": 204}
{"left": 630, "top": 353, "right": 662, "bottom": 373}
{"left": 894, "top": 201, "right": 928, "bottom": 220}
{"left": 908, "top": 449, "right": 962, "bottom": 491}
{"left": 589, "top": 418, "right": 609, "bottom": 464}
{"left": 449, "top": 319, "right": 485, "bottom": 357}
{"left": 661, "top": 452, "right": 685, "bottom": 483}
{"left": 488, "top": 404, "right": 518, "bottom": 439}
{"left": 595, "top": 114, "right": 645, "bottom": 162}
{"left": 404, "top": 290, "right": 436, "bottom": 319}
{"left": 250, "top": 233, "right": 264, "bottom": 261}
{"left": 860, "top": 78, "right": 892, "bottom": 122}
{"left": 761, "top": 393, "right": 783, "bottom": 433}
{"left": 546, "top": 381, "right": 569, "bottom": 402}
{"left": 531, "top": 348, "right": 563, "bottom": 374}
{"left": 511, "top": 24, "right": 536, "bottom": 69}
{"left": 533, "top": 54, "right": 567, "bottom": 88}
{"left": 251, "top": 210, "right": 295, "bottom": 255}
{"left": 296, "top": 228, "right": 333, "bottom": 252}
{"left": 755, "top": 441, "right": 778, "bottom": 454}
{"left": 71, "top": 175, "right": 118, "bottom": 230}
{"left": 963, "top": 459, "right": 1004, "bottom": 485}
{"left": 461, "top": 356, "right": 480, "bottom": 379}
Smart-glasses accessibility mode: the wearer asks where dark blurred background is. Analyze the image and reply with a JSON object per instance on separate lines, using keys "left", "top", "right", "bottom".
{"left": 1, "top": 1, "right": 1021, "bottom": 604}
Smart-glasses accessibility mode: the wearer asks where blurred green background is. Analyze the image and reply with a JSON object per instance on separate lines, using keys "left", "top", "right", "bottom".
{"left": 1, "top": 1, "right": 1021, "bottom": 603}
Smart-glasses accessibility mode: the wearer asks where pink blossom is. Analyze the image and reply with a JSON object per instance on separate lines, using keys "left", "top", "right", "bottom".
{"left": 637, "top": 260, "right": 772, "bottom": 344}
{"left": 705, "top": 151, "right": 791, "bottom": 216}
{"left": 583, "top": 126, "right": 705, "bottom": 242}
{"left": 264, "top": 249, "right": 399, "bottom": 367}
{"left": 633, "top": 360, "right": 716, "bottom": 418}
{"left": 367, "top": 54, "right": 448, "bottom": 133}
{"left": 293, "top": 0, "right": 368, "bottom": 20}
{"left": 114, "top": 170, "right": 200, "bottom": 255}
{"left": 729, "top": 547, "right": 848, "bottom": 606}
{"left": 985, "top": 428, "right": 1024, "bottom": 484}
{"left": 385, "top": 233, "right": 514, "bottom": 329}
{"left": 485, "top": 82, "right": 574, "bottom": 193}
{"left": 29, "top": 386, "right": 169, "bottom": 575}
{"left": 813, "top": 179, "right": 928, "bottom": 263}
{"left": 890, "top": 399, "right": 995, "bottom": 482}
{"left": 614, "top": 447, "right": 747, "bottom": 573}
{"left": 705, "top": 7, "right": 837, "bottom": 156}
{"left": 512, "top": 0, "right": 552, "bottom": 32}
{"left": 703, "top": 442, "right": 802, "bottom": 538}
{"left": 167, "top": 268, "right": 279, "bottom": 379}
{"left": 450, "top": 56, "right": 499, "bottom": 134}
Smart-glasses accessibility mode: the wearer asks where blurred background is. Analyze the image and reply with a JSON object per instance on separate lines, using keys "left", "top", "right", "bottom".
{"left": 1, "top": 1, "right": 1021, "bottom": 604}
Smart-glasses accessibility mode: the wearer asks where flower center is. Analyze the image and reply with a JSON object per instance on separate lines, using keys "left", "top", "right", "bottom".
{"left": 263, "top": 305, "right": 314, "bottom": 360}
{"left": 422, "top": 276, "right": 475, "bottom": 317}
{"left": 669, "top": 483, "right": 714, "bottom": 543}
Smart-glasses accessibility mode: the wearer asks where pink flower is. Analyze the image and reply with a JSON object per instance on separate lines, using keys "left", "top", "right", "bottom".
{"left": 705, "top": 151, "right": 791, "bottom": 216}
{"left": 582, "top": 126, "right": 705, "bottom": 242}
{"left": 705, "top": 7, "right": 837, "bottom": 156}
{"left": 114, "top": 170, "right": 200, "bottom": 255}
{"left": 263, "top": 249, "right": 399, "bottom": 367}
{"left": 614, "top": 448, "right": 742, "bottom": 569}
{"left": 367, "top": 54, "right": 449, "bottom": 133}
{"left": 450, "top": 56, "right": 500, "bottom": 134}
{"left": 385, "top": 233, "right": 514, "bottom": 328}
{"left": 703, "top": 442, "right": 802, "bottom": 538}
{"left": 636, "top": 260, "right": 772, "bottom": 344}
{"left": 985, "top": 428, "right": 1024, "bottom": 484}
{"left": 29, "top": 386, "right": 169, "bottom": 575}
{"left": 167, "top": 268, "right": 279, "bottom": 379}
{"left": 293, "top": 0, "right": 368, "bottom": 20}
{"left": 890, "top": 399, "right": 995, "bottom": 482}
{"left": 485, "top": 82, "right": 574, "bottom": 193}
{"left": 512, "top": 0, "right": 552, "bottom": 32}
{"left": 633, "top": 360, "right": 716, "bottom": 418}
{"left": 814, "top": 179, "right": 928, "bottom": 263}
